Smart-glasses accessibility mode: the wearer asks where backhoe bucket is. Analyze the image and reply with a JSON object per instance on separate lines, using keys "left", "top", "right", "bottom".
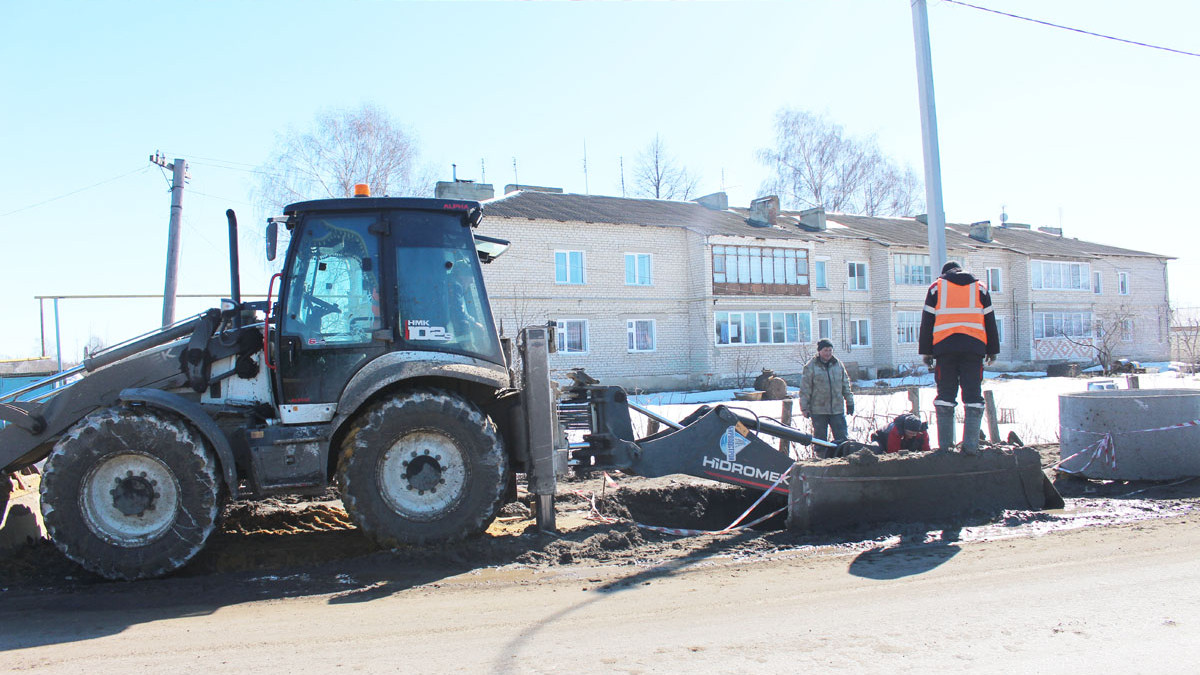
{"left": 787, "top": 446, "right": 1063, "bottom": 532}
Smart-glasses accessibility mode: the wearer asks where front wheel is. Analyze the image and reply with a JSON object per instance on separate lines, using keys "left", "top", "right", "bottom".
{"left": 337, "top": 389, "right": 508, "bottom": 547}
{"left": 40, "top": 408, "right": 222, "bottom": 580}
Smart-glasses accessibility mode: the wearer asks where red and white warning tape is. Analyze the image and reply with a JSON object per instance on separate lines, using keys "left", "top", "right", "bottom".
{"left": 1058, "top": 417, "right": 1200, "bottom": 473}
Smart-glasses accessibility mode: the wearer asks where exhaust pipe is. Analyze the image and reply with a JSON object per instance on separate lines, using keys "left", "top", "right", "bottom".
{"left": 226, "top": 209, "right": 242, "bottom": 328}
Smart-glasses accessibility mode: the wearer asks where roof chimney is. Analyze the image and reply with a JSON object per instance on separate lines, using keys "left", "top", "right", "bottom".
{"left": 503, "top": 184, "right": 563, "bottom": 195}
{"left": 436, "top": 180, "right": 495, "bottom": 201}
{"left": 798, "top": 206, "right": 826, "bottom": 232}
{"left": 969, "top": 220, "right": 993, "bottom": 243}
{"left": 693, "top": 192, "right": 729, "bottom": 211}
{"left": 748, "top": 195, "right": 780, "bottom": 227}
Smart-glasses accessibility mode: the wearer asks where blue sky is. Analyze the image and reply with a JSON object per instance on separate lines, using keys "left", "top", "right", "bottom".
{"left": 2, "top": 0, "right": 1197, "bottom": 360}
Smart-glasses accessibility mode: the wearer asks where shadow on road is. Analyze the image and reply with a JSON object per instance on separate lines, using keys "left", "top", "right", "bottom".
{"left": 847, "top": 529, "right": 961, "bottom": 580}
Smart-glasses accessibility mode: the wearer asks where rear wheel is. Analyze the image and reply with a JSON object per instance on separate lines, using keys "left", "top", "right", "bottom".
{"left": 40, "top": 408, "right": 221, "bottom": 580}
{"left": 337, "top": 389, "right": 508, "bottom": 547}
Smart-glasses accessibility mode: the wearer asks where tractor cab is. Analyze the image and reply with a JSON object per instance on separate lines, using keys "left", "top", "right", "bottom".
{"left": 268, "top": 194, "right": 508, "bottom": 422}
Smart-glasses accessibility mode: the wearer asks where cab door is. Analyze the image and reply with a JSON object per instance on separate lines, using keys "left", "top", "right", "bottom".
{"left": 275, "top": 212, "right": 387, "bottom": 420}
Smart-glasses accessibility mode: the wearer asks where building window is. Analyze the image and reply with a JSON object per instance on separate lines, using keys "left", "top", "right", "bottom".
{"left": 1093, "top": 271, "right": 1102, "bottom": 294}
{"left": 715, "top": 310, "right": 812, "bottom": 345}
{"left": 986, "top": 267, "right": 1003, "bottom": 293}
{"left": 849, "top": 319, "right": 870, "bottom": 347}
{"left": 1118, "top": 271, "right": 1130, "bottom": 295}
{"left": 712, "top": 245, "right": 809, "bottom": 296}
{"left": 814, "top": 260, "right": 828, "bottom": 290}
{"left": 995, "top": 317, "right": 1005, "bottom": 345}
{"left": 555, "top": 251, "right": 585, "bottom": 285}
{"left": 848, "top": 262, "right": 868, "bottom": 291}
{"left": 1031, "top": 260, "right": 1091, "bottom": 291}
{"left": 1121, "top": 319, "right": 1134, "bottom": 342}
{"left": 896, "top": 311, "right": 921, "bottom": 344}
{"left": 818, "top": 317, "right": 832, "bottom": 341}
{"left": 893, "top": 254, "right": 931, "bottom": 286}
{"left": 555, "top": 319, "right": 588, "bottom": 353}
{"left": 1034, "top": 312, "right": 1092, "bottom": 339}
{"left": 627, "top": 319, "right": 656, "bottom": 352}
{"left": 625, "top": 253, "right": 652, "bottom": 286}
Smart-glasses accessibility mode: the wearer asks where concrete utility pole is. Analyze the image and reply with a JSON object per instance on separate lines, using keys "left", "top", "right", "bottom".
{"left": 150, "top": 152, "right": 187, "bottom": 326}
{"left": 910, "top": 0, "right": 947, "bottom": 275}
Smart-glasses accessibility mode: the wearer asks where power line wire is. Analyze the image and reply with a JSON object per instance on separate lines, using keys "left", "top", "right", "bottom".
{"left": 0, "top": 166, "right": 151, "bottom": 218}
{"left": 941, "top": 0, "right": 1200, "bottom": 58}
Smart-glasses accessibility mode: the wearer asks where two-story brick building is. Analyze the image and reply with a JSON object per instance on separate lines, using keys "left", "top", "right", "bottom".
{"left": 470, "top": 187, "right": 1171, "bottom": 391}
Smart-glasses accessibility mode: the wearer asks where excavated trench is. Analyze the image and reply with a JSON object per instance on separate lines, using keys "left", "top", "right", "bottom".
{"left": 3, "top": 447, "right": 1200, "bottom": 596}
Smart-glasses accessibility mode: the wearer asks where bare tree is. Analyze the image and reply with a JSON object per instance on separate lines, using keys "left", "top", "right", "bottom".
{"left": 757, "top": 109, "right": 923, "bottom": 216}
{"left": 1171, "top": 308, "right": 1200, "bottom": 370}
{"left": 1059, "top": 304, "right": 1139, "bottom": 374}
{"left": 255, "top": 104, "right": 435, "bottom": 212}
{"left": 632, "top": 135, "right": 699, "bottom": 200}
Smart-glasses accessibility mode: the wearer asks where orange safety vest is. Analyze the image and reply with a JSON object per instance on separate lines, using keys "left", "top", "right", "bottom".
{"left": 931, "top": 278, "right": 987, "bottom": 345}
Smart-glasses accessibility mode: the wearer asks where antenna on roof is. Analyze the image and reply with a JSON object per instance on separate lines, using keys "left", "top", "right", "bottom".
{"left": 1001, "top": 205, "right": 1008, "bottom": 224}
{"left": 512, "top": 157, "right": 518, "bottom": 187}
{"left": 620, "top": 156, "right": 626, "bottom": 197}
{"left": 481, "top": 158, "right": 486, "bottom": 184}
{"left": 583, "top": 140, "right": 589, "bottom": 195}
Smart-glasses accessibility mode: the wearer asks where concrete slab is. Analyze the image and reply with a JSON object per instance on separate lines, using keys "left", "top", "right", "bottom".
{"left": 787, "top": 447, "right": 1059, "bottom": 532}
{"left": 1059, "top": 388, "right": 1200, "bottom": 481}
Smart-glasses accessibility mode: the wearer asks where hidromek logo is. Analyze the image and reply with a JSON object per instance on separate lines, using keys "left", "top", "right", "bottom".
{"left": 702, "top": 455, "right": 782, "bottom": 483}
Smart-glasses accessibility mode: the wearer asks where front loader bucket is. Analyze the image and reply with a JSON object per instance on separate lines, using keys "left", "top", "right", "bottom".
{"left": 0, "top": 468, "right": 44, "bottom": 551}
{"left": 787, "top": 446, "right": 1063, "bottom": 532}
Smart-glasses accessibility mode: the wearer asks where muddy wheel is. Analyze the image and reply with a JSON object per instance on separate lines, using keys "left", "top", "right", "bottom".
{"left": 40, "top": 408, "right": 221, "bottom": 580}
{"left": 337, "top": 389, "right": 508, "bottom": 547}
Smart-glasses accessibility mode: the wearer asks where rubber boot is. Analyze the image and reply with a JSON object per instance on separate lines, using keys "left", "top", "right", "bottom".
{"left": 961, "top": 406, "right": 984, "bottom": 456}
{"left": 935, "top": 406, "right": 957, "bottom": 452}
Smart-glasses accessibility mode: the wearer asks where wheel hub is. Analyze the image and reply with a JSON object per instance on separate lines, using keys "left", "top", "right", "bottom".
{"left": 81, "top": 452, "right": 180, "bottom": 547}
{"left": 111, "top": 471, "right": 160, "bottom": 517}
{"left": 404, "top": 452, "right": 445, "bottom": 493}
{"left": 379, "top": 431, "right": 467, "bottom": 521}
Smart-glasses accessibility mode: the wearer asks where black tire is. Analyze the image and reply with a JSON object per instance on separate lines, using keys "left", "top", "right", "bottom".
{"left": 337, "top": 388, "right": 508, "bottom": 547}
{"left": 40, "top": 408, "right": 221, "bottom": 581}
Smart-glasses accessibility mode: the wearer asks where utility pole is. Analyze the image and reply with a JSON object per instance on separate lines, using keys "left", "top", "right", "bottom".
{"left": 150, "top": 151, "right": 187, "bottom": 326}
{"left": 911, "top": 0, "right": 947, "bottom": 275}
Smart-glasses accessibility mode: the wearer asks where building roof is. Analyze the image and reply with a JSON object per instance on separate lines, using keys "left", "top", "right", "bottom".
{"left": 484, "top": 190, "right": 1169, "bottom": 260}
{"left": 484, "top": 190, "right": 813, "bottom": 242}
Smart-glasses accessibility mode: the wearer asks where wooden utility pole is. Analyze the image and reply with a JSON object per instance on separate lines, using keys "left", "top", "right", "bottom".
{"left": 150, "top": 152, "right": 187, "bottom": 326}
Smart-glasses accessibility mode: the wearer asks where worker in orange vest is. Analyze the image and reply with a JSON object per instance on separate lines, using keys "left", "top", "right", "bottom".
{"left": 918, "top": 261, "right": 1000, "bottom": 454}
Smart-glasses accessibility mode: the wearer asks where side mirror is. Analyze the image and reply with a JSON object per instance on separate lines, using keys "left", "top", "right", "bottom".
{"left": 265, "top": 220, "right": 278, "bottom": 261}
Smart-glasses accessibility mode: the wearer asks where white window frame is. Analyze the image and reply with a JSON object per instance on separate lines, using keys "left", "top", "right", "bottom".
{"left": 554, "top": 250, "right": 585, "bottom": 285}
{"left": 555, "top": 319, "right": 589, "bottom": 353}
{"left": 817, "top": 317, "right": 832, "bottom": 341}
{"left": 625, "top": 253, "right": 652, "bottom": 286}
{"left": 1031, "top": 259, "right": 1091, "bottom": 291}
{"left": 1118, "top": 271, "right": 1130, "bottom": 295}
{"left": 627, "top": 318, "right": 656, "bottom": 352}
{"left": 986, "top": 267, "right": 1003, "bottom": 293}
{"left": 711, "top": 245, "right": 809, "bottom": 286}
{"left": 849, "top": 318, "right": 870, "bottom": 347}
{"left": 893, "top": 254, "right": 931, "bottom": 286}
{"left": 896, "top": 311, "right": 921, "bottom": 344}
{"left": 995, "top": 316, "right": 1005, "bottom": 345}
{"left": 814, "top": 259, "right": 829, "bottom": 290}
{"left": 714, "top": 310, "right": 812, "bottom": 346}
{"left": 1093, "top": 271, "right": 1102, "bottom": 295}
{"left": 1034, "top": 311, "right": 1093, "bottom": 340}
{"left": 848, "top": 262, "right": 868, "bottom": 291}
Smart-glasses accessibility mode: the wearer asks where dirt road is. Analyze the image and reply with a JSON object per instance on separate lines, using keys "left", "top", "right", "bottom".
{"left": 5, "top": 506, "right": 1199, "bottom": 673}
